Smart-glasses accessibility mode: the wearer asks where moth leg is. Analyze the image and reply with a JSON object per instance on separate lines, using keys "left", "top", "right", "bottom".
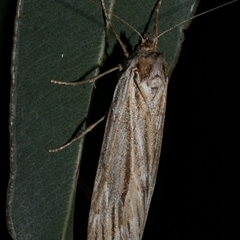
{"left": 49, "top": 115, "right": 106, "bottom": 153}
{"left": 51, "top": 65, "right": 121, "bottom": 86}
{"left": 100, "top": 0, "right": 129, "bottom": 58}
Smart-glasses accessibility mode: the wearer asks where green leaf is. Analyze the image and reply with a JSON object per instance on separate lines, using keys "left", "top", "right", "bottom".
{"left": 7, "top": 0, "right": 198, "bottom": 239}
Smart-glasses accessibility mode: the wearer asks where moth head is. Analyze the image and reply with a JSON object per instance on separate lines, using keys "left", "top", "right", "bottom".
{"left": 136, "top": 33, "right": 156, "bottom": 52}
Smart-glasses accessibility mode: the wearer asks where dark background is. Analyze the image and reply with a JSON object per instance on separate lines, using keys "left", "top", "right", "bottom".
{"left": 1, "top": 0, "right": 237, "bottom": 239}
{"left": 0, "top": 1, "right": 18, "bottom": 239}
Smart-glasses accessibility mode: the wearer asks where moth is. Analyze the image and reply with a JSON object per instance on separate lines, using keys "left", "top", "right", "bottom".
{"left": 87, "top": 1, "right": 168, "bottom": 239}
{"left": 49, "top": 0, "right": 167, "bottom": 238}
{"left": 49, "top": 0, "right": 237, "bottom": 239}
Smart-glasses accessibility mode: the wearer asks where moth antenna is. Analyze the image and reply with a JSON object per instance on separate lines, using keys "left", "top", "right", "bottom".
{"left": 90, "top": 0, "right": 143, "bottom": 55}
{"left": 111, "top": 13, "right": 143, "bottom": 40}
{"left": 153, "top": 0, "right": 163, "bottom": 50}
{"left": 154, "top": 0, "right": 238, "bottom": 41}
{"left": 99, "top": 0, "right": 129, "bottom": 58}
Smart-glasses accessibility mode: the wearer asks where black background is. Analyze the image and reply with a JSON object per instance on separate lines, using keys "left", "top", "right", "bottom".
{"left": 1, "top": 0, "right": 237, "bottom": 239}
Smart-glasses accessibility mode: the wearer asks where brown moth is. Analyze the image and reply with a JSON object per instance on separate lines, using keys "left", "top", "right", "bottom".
{"left": 50, "top": 0, "right": 167, "bottom": 238}
{"left": 48, "top": 0, "right": 237, "bottom": 239}
{"left": 87, "top": 1, "right": 167, "bottom": 239}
